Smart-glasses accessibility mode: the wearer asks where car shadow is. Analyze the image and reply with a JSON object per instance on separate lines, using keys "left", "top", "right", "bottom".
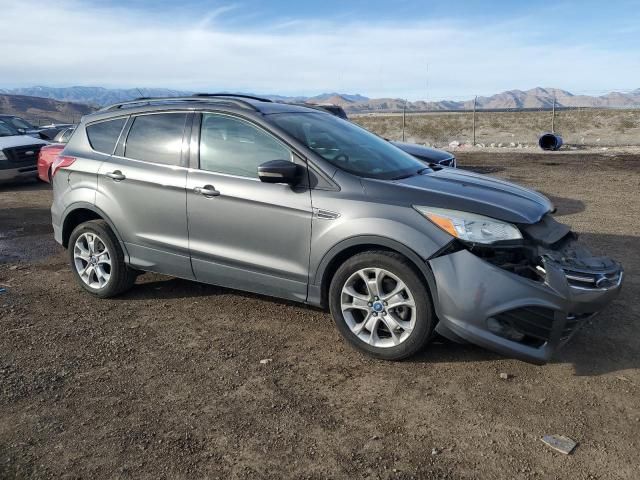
{"left": 540, "top": 192, "right": 586, "bottom": 217}
{"left": 410, "top": 336, "right": 505, "bottom": 364}
{"left": 0, "top": 206, "right": 58, "bottom": 263}
{"left": 117, "top": 275, "right": 322, "bottom": 310}
{"left": 0, "top": 178, "right": 49, "bottom": 192}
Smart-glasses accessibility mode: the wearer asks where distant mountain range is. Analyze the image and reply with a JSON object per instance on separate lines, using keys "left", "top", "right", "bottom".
{"left": 1, "top": 86, "right": 639, "bottom": 116}
{"left": 0, "top": 86, "right": 371, "bottom": 109}
{"left": 0, "top": 94, "right": 93, "bottom": 124}
{"left": 323, "top": 87, "right": 640, "bottom": 113}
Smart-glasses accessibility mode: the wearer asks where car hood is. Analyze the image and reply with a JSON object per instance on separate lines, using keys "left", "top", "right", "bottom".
{"left": 390, "top": 141, "right": 454, "bottom": 161}
{"left": 0, "top": 135, "right": 49, "bottom": 149}
{"left": 364, "top": 168, "right": 553, "bottom": 225}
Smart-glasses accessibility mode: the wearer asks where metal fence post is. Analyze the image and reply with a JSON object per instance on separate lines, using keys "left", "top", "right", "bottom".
{"left": 402, "top": 100, "right": 406, "bottom": 142}
{"left": 551, "top": 93, "right": 556, "bottom": 133}
{"left": 472, "top": 95, "right": 477, "bottom": 146}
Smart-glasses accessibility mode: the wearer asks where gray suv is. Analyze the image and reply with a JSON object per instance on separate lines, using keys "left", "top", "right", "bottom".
{"left": 51, "top": 94, "right": 623, "bottom": 364}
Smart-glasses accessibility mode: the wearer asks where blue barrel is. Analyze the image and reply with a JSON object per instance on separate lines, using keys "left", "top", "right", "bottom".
{"left": 539, "top": 133, "right": 563, "bottom": 151}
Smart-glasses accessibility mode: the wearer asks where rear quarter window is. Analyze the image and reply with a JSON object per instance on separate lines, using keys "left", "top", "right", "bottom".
{"left": 86, "top": 118, "right": 127, "bottom": 154}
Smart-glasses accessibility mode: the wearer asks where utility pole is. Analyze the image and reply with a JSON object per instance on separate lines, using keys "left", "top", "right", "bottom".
{"left": 472, "top": 95, "right": 477, "bottom": 146}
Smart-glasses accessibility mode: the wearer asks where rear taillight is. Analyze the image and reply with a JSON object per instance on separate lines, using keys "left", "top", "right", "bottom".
{"left": 51, "top": 155, "right": 76, "bottom": 177}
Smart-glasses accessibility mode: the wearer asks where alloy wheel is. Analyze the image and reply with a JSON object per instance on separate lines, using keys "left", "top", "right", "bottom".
{"left": 73, "top": 232, "right": 112, "bottom": 289}
{"left": 340, "top": 267, "right": 417, "bottom": 348}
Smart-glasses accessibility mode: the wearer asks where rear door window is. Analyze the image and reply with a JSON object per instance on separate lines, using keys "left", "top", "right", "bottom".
{"left": 124, "top": 113, "right": 188, "bottom": 166}
{"left": 86, "top": 118, "right": 127, "bottom": 154}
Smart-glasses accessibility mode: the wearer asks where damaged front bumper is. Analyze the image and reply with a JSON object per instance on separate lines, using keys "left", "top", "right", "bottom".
{"left": 428, "top": 237, "right": 623, "bottom": 364}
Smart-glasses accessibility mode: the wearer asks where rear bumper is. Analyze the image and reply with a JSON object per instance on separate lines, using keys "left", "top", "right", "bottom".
{"left": 428, "top": 248, "right": 623, "bottom": 364}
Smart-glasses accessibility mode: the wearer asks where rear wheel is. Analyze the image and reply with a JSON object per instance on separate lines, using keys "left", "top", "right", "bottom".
{"left": 68, "top": 220, "right": 136, "bottom": 298}
{"left": 329, "top": 251, "right": 435, "bottom": 360}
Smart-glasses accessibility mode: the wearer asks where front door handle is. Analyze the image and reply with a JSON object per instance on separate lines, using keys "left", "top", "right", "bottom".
{"left": 105, "top": 170, "right": 126, "bottom": 181}
{"left": 194, "top": 185, "right": 220, "bottom": 197}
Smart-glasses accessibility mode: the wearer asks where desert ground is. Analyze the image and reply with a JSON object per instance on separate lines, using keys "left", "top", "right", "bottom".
{"left": 1, "top": 151, "right": 639, "bottom": 479}
{"left": 353, "top": 109, "right": 640, "bottom": 148}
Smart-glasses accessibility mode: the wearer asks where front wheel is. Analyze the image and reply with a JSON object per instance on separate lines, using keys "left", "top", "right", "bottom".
{"left": 329, "top": 251, "right": 435, "bottom": 360}
{"left": 68, "top": 220, "right": 136, "bottom": 298}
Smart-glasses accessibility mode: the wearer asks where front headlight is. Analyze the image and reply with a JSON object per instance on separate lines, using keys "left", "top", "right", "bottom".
{"left": 414, "top": 206, "right": 522, "bottom": 244}
{"left": 0, "top": 151, "right": 7, "bottom": 161}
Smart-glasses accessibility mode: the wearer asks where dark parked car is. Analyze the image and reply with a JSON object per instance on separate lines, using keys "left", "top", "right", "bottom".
{"left": 387, "top": 141, "right": 456, "bottom": 167}
{"left": 38, "top": 123, "right": 75, "bottom": 141}
{"left": 0, "top": 120, "right": 48, "bottom": 182}
{"left": 308, "top": 104, "right": 456, "bottom": 167}
{"left": 51, "top": 94, "right": 622, "bottom": 364}
{"left": 0, "top": 116, "right": 74, "bottom": 140}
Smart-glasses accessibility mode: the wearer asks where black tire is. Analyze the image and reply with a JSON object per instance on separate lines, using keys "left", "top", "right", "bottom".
{"left": 329, "top": 251, "right": 435, "bottom": 361}
{"left": 68, "top": 220, "right": 136, "bottom": 298}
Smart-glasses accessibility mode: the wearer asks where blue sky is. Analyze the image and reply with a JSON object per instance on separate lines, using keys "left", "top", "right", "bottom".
{"left": 1, "top": 0, "right": 639, "bottom": 100}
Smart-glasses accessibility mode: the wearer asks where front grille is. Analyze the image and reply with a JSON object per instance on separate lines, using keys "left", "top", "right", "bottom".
{"left": 563, "top": 267, "right": 621, "bottom": 289}
{"left": 489, "top": 307, "right": 593, "bottom": 346}
{"left": 2, "top": 145, "right": 43, "bottom": 164}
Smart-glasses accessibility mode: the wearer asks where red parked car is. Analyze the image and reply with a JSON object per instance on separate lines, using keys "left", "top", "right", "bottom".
{"left": 37, "top": 144, "right": 65, "bottom": 182}
{"left": 37, "top": 126, "right": 75, "bottom": 182}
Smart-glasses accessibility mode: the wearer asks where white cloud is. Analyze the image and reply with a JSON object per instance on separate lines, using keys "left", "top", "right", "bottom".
{"left": 0, "top": 0, "right": 638, "bottom": 100}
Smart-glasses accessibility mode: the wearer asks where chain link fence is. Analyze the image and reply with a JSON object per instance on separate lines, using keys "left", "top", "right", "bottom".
{"left": 10, "top": 96, "right": 640, "bottom": 147}
{"left": 353, "top": 106, "right": 640, "bottom": 149}
{"left": 28, "top": 115, "right": 85, "bottom": 126}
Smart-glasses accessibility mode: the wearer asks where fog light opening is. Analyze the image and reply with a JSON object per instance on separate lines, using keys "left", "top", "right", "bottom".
{"left": 487, "top": 317, "right": 526, "bottom": 342}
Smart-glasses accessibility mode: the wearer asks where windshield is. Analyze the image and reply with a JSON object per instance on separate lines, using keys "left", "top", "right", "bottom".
{"left": 267, "top": 112, "right": 428, "bottom": 180}
{"left": 10, "top": 117, "right": 35, "bottom": 130}
{"left": 0, "top": 120, "right": 19, "bottom": 137}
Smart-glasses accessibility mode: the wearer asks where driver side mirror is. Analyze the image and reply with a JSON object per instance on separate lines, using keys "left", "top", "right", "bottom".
{"left": 17, "top": 128, "right": 26, "bottom": 134}
{"left": 258, "top": 160, "right": 300, "bottom": 185}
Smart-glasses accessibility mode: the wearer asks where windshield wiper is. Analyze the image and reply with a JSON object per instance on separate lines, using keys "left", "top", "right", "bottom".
{"left": 391, "top": 167, "right": 430, "bottom": 181}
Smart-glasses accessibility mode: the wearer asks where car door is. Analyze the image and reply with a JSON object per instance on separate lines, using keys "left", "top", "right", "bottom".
{"left": 186, "top": 112, "right": 312, "bottom": 302}
{"left": 96, "top": 111, "right": 194, "bottom": 279}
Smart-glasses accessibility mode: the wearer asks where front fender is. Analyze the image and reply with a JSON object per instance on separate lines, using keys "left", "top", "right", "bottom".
{"left": 307, "top": 210, "right": 451, "bottom": 307}
{"left": 310, "top": 211, "right": 451, "bottom": 280}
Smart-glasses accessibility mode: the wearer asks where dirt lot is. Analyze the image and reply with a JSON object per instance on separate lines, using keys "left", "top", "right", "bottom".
{"left": 1, "top": 152, "right": 639, "bottom": 479}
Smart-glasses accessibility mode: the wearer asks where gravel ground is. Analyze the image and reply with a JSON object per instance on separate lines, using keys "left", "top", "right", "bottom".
{"left": 1, "top": 152, "right": 639, "bottom": 479}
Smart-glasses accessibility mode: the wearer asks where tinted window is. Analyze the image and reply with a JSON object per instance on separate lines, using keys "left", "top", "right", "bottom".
{"left": 87, "top": 118, "right": 127, "bottom": 154}
{"left": 125, "top": 113, "right": 188, "bottom": 165}
{"left": 0, "top": 120, "right": 19, "bottom": 137}
{"left": 268, "top": 112, "right": 428, "bottom": 180}
{"left": 10, "top": 117, "right": 34, "bottom": 129}
{"left": 200, "top": 114, "right": 290, "bottom": 178}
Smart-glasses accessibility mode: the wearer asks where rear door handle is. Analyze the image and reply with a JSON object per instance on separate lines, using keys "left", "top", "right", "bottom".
{"left": 194, "top": 185, "right": 220, "bottom": 197}
{"left": 105, "top": 171, "right": 126, "bottom": 181}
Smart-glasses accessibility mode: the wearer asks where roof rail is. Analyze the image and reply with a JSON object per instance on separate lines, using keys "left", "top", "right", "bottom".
{"left": 192, "top": 93, "right": 273, "bottom": 103}
{"left": 97, "top": 96, "right": 261, "bottom": 113}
